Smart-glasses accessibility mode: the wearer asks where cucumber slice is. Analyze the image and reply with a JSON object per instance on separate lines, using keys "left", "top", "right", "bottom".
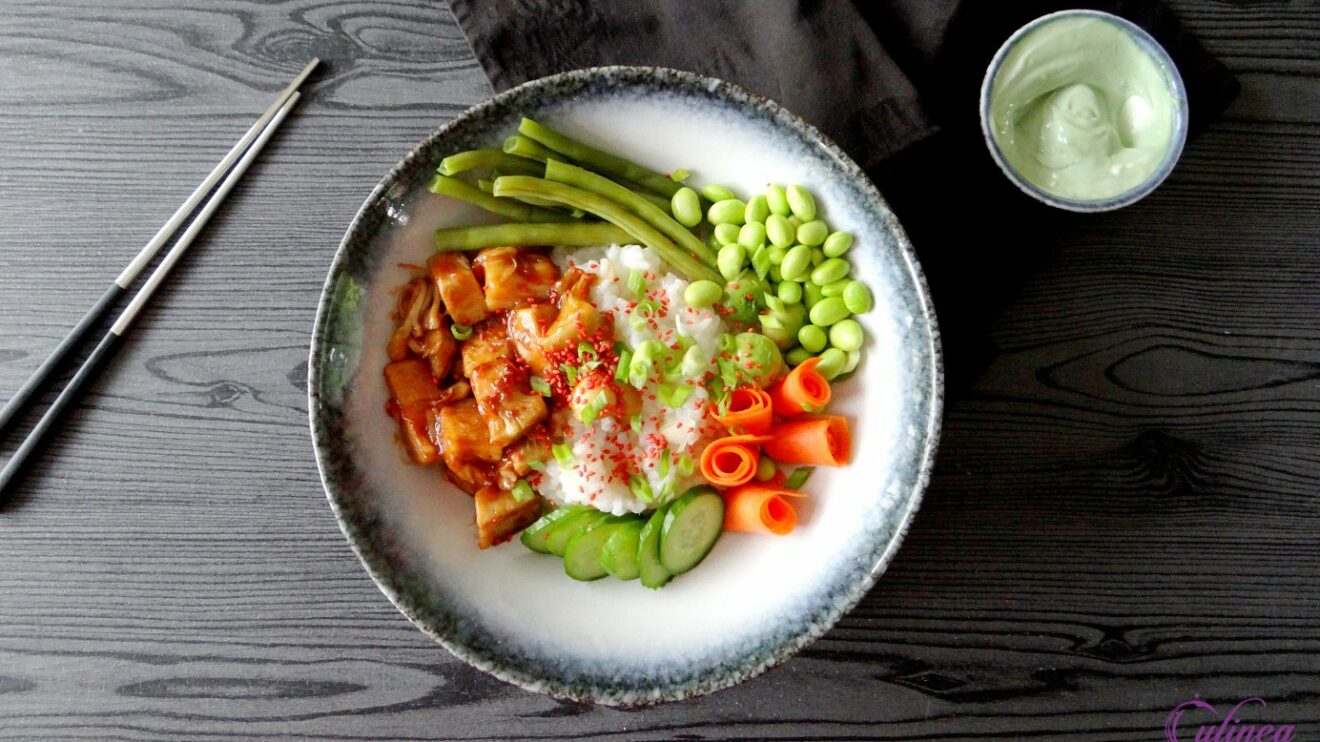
{"left": 520, "top": 506, "right": 590, "bottom": 554}
{"left": 660, "top": 486, "right": 725, "bottom": 575}
{"left": 545, "top": 510, "right": 606, "bottom": 557}
{"left": 638, "top": 506, "right": 673, "bottom": 590}
{"left": 601, "top": 520, "right": 645, "bottom": 580}
{"left": 564, "top": 516, "right": 631, "bottom": 581}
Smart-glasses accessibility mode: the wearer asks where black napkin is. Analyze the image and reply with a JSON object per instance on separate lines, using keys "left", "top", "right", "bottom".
{"left": 448, "top": 0, "right": 1238, "bottom": 390}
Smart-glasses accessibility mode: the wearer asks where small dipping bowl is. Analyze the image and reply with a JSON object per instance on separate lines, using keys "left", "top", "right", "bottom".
{"left": 979, "top": 9, "right": 1188, "bottom": 212}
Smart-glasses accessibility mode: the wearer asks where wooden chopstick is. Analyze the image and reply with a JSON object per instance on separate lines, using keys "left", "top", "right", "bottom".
{"left": 0, "top": 58, "right": 319, "bottom": 441}
{"left": 0, "top": 87, "right": 307, "bottom": 502}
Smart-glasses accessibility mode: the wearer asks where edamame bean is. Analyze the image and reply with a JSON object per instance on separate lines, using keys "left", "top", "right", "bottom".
{"left": 755, "top": 457, "right": 776, "bottom": 482}
{"left": 684, "top": 279, "right": 723, "bottom": 308}
{"left": 829, "top": 319, "right": 864, "bottom": 352}
{"left": 707, "top": 198, "right": 747, "bottom": 225}
{"left": 777, "top": 281, "right": 802, "bottom": 304}
{"left": 804, "top": 282, "right": 825, "bottom": 308}
{"left": 780, "top": 244, "right": 812, "bottom": 281}
{"left": 766, "top": 183, "right": 790, "bottom": 215}
{"left": 786, "top": 346, "right": 813, "bottom": 366}
{"left": 767, "top": 245, "right": 787, "bottom": 265}
{"left": 787, "top": 215, "right": 802, "bottom": 231}
{"left": 796, "top": 219, "right": 829, "bottom": 247}
{"left": 786, "top": 185, "right": 817, "bottom": 221}
{"left": 714, "top": 223, "right": 741, "bottom": 245}
{"left": 811, "top": 257, "right": 852, "bottom": 286}
{"left": 798, "top": 324, "right": 828, "bottom": 353}
{"left": 816, "top": 348, "right": 847, "bottom": 380}
{"left": 717, "top": 243, "right": 747, "bottom": 281}
{"left": 823, "top": 231, "right": 853, "bottom": 258}
{"left": 769, "top": 265, "right": 783, "bottom": 283}
{"left": 821, "top": 278, "right": 849, "bottom": 297}
{"left": 765, "top": 214, "right": 795, "bottom": 248}
{"left": 745, "top": 195, "right": 770, "bottom": 224}
{"left": 811, "top": 248, "right": 825, "bottom": 267}
{"left": 843, "top": 349, "right": 862, "bottom": 374}
{"left": 843, "top": 280, "right": 873, "bottom": 313}
{"left": 808, "top": 296, "right": 849, "bottom": 326}
{"left": 738, "top": 222, "right": 766, "bottom": 250}
{"left": 670, "top": 187, "right": 702, "bottom": 228}
{"left": 702, "top": 184, "right": 737, "bottom": 202}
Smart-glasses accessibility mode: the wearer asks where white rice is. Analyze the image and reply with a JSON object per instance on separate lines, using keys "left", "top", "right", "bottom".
{"left": 537, "top": 244, "right": 726, "bottom": 515}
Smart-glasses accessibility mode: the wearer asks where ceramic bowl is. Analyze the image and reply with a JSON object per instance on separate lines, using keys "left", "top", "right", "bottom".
{"left": 309, "top": 66, "right": 942, "bottom": 705}
{"left": 979, "top": 9, "right": 1189, "bottom": 212}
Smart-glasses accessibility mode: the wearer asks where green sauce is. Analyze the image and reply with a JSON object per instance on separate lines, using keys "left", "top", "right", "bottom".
{"left": 987, "top": 15, "right": 1181, "bottom": 201}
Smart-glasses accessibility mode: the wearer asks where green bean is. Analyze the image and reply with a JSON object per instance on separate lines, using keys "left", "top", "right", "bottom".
{"left": 767, "top": 245, "right": 787, "bottom": 265}
{"left": 718, "top": 243, "right": 747, "bottom": 281}
{"left": 766, "top": 183, "right": 790, "bottom": 216}
{"left": 843, "top": 280, "right": 874, "bottom": 313}
{"left": 544, "top": 160, "right": 717, "bottom": 266}
{"left": 518, "top": 117, "right": 683, "bottom": 197}
{"left": 745, "top": 195, "right": 770, "bottom": 224}
{"left": 433, "top": 222, "right": 633, "bottom": 251}
{"left": 702, "top": 184, "right": 737, "bottom": 202}
{"left": 428, "top": 175, "right": 575, "bottom": 222}
{"left": 797, "top": 219, "right": 829, "bottom": 247}
{"left": 684, "top": 279, "right": 723, "bottom": 308}
{"left": 821, "top": 278, "right": 850, "bottom": 297}
{"left": 708, "top": 199, "right": 747, "bottom": 225}
{"left": 798, "top": 324, "right": 828, "bottom": 353}
{"left": 739, "top": 222, "right": 766, "bottom": 250}
{"left": 804, "top": 282, "right": 825, "bottom": 308}
{"left": 811, "top": 257, "right": 852, "bottom": 286}
{"left": 671, "top": 187, "right": 703, "bottom": 227}
{"left": 491, "top": 176, "right": 720, "bottom": 282}
{"left": 829, "top": 319, "right": 864, "bottom": 352}
{"left": 777, "top": 281, "right": 803, "bottom": 304}
{"left": 781, "top": 244, "right": 812, "bottom": 281}
{"left": 786, "top": 185, "right": 817, "bottom": 220}
{"left": 714, "top": 223, "right": 741, "bottom": 245}
{"left": 765, "top": 214, "right": 795, "bottom": 248}
{"left": 477, "top": 178, "right": 494, "bottom": 194}
{"left": 823, "top": 231, "right": 853, "bottom": 258}
{"left": 786, "top": 346, "right": 813, "bottom": 366}
{"left": 816, "top": 348, "right": 847, "bottom": 380}
{"left": 503, "top": 134, "right": 562, "bottom": 163}
{"left": 808, "top": 296, "right": 849, "bottom": 327}
{"left": 439, "top": 148, "right": 543, "bottom": 177}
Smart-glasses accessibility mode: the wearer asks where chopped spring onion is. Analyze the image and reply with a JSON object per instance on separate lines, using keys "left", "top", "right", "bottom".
{"left": 526, "top": 459, "right": 547, "bottom": 472}
{"left": 679, "top": 344, "right": 708, "bottom": 379}
{"left": 629, "top": 340, "right": 664, "bottom": 388}
{"left": 629, "top": 413, "right": 642, "bottom": 433}
{"left": 552, "top": 442, "right": 574, "bottom": 467}
{"left": 510, "top": 479, "right": 535, "bottom": 503}
{"left": 676, "top": 453, "right": 695, "bottom": 477}
{"left": 628, "top": 474, "right": 654, "bottom": 503}
{"left": 615, "top": 349, "right": 633, "bottom": 383}
{"left": 670, "top": 168, "right": 691, "bottom": 182}
{"left": 629, "top": 299, "right": 660, "bottom": 331}
{"left": 658, "top": 382, "right": 693, "bottom": 408}
{"left": 451, "top": 323, "right": 474, "bottom": 340}
{"left": 759, "top": 313, "right": 784, "bottom": 331}
{"left": 579, "top": 389, "right": 610, "bottom": 425}
{"left": 577, "top": 341, "right": 598, "bottom": 362}
{"left": 657, "top": 447, "right": 671, "bottom": 479}
{"left": 627, "top": 268, "right": 648, "bottom": 297}
{"left": 529, "top": 375, "right": 552, "bottom": 397}
{"left": 785, "top": 467, "right": 815, "bottom": 489}
{"left": 561, "top": 363, "right": 579, "bottom": 387}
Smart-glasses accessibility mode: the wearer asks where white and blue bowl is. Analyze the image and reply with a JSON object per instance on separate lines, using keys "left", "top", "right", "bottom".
{"left": 979, "top": 9, "right": 1189, "bottom": 213}
{"left": 308, "top": 67, "right": 942, "bottom": 705}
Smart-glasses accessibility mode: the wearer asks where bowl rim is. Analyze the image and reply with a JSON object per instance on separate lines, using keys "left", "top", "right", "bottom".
{"left": 307, "top": 65, "right": 944, "bottom": 705}
{"left": 978, "top": 8, "right": 1190, "bottom": 213}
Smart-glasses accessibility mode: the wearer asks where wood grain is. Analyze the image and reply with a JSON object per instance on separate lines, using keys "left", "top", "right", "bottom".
{"left": 2, "top": 0, "right": 1320, "bottom": 739}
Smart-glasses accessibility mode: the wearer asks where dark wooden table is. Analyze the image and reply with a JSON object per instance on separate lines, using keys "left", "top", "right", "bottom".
{"left": 2, "top": 2, "right": 1317, "bottom": 739}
